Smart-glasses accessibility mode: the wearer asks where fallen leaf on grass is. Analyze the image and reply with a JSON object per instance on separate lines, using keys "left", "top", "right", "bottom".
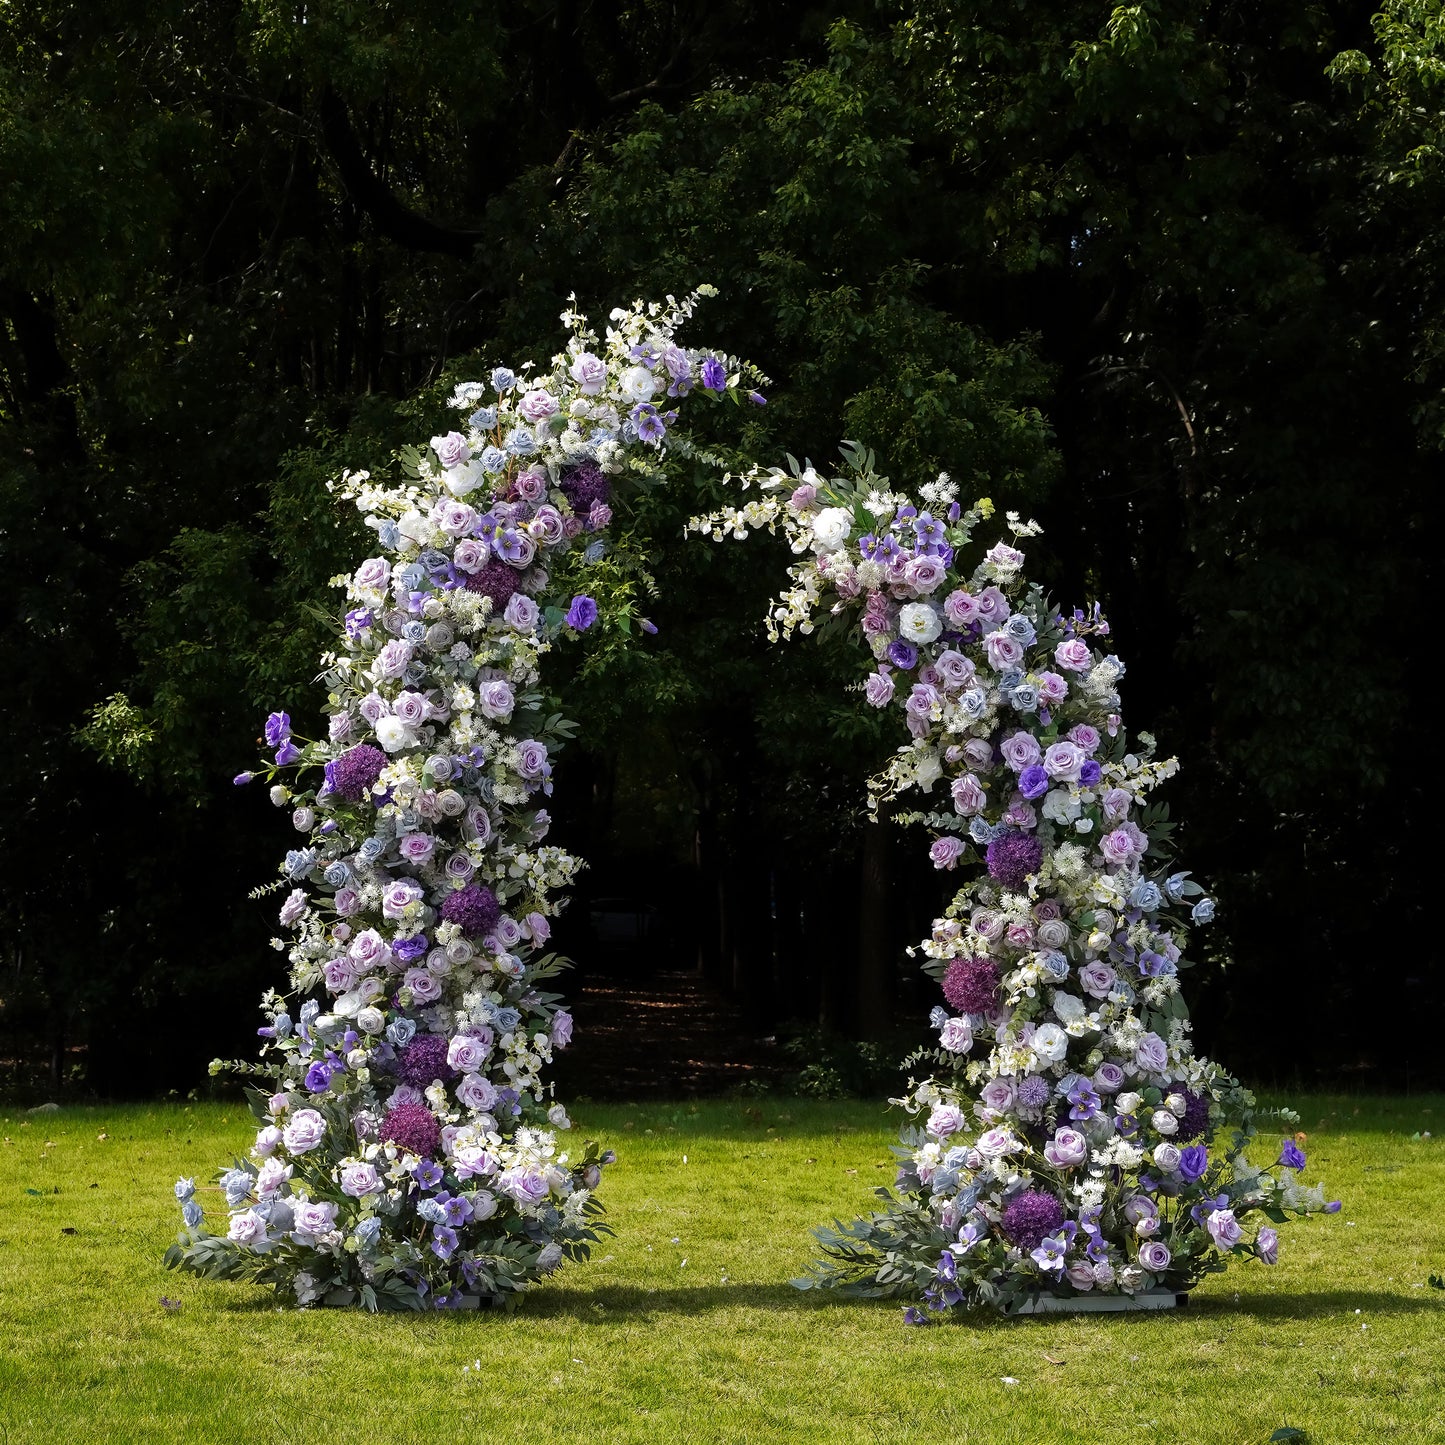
{"left": 1270, "top": 1428, "right": 1307, "bottom": 1443}
{"left": 96, "top": 1132, "right": 108, "bottom": 1141}
{"left": 1042, "top": 1354, "right": 1065, "bottom": 1366}
{"left": 845, "top": 1169, "right": 858, "bottom": 1175}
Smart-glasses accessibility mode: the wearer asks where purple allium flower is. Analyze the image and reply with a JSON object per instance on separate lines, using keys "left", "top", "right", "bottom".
{"left": 559, "top": 461, "right": 611, "bottom": 515}
{"left": 1177, "top": 1090, "right": 1211, "bottom": 1141}
{"left": 330, "top": 744, "right": 387, "bottom": 803}
{"left": 463, "top": 557, "right": 522, "bottom": 609}
{"left": 1001, "top": 1190, "right": 1066, "bottom": 1251}
{"left": 439, "top": 883, "right": 501, "bottom": 937}
{"left": 381, "top": 1100, "right": 440, "bottom": 1157}
{"left": 393, "top": 1034, "right": 453, "bottom": 1089}
{"left": 1017, "top": 1074, "right": 1051, "bottom": 1109}
{"left": 941, "top": 957, "right": 1000, "bottom": 1015}
{"left": 985, "top": 829, "right": 1044, "bottom": 890}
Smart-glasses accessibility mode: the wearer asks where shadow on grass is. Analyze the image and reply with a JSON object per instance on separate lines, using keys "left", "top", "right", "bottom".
{"left": 216, "top": 1282, "right": 1441, "bottom": 1323}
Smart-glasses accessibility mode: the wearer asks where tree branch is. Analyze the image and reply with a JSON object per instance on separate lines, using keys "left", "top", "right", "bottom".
{"left": 317, "top": 89, "right": 485, "bottom": 259}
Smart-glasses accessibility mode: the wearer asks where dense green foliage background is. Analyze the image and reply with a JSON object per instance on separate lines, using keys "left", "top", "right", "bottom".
{"left": 2, "top": 0, "right": 1439, "bottom": 1094}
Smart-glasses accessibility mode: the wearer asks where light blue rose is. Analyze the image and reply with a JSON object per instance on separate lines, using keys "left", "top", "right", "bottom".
{"left": 505, "top": 426, "right": 537, "bottom": 456}
{"left": 401, "top": 620, "right": 426, "bottom": 644}
{"left": 958, "top": 689, "right": 987, "bottom": 721}
{"left": 386, "top": 1018, "right": 417, "bottom": 1047}
{"left": 493, "top": 1007, "right": 521, "bottom": 1033}
{"left": 181, "top": 1200, "right": 203, "bottom": 1229}
{"left": 416, "top": 1198, "right": 448, "bottom": 1225}
{"left": 1130, "top": 879, "right": 1163, "bottom": 912}
{"left": 584, "top": 540, "right": 607, "bottom": 563}
{"left": 299, "top": 999, "right": 320, "bottom": 1025}
{"left": 377, "top": 522, "right": 401, "bottom": 549}
{"left": 174, "top": 1177, "right": 196, "bottom": 1202}
{"left": 324, "top": 861, "right": 352, "bottom": 888}
{"left": 396, "top": 562, "right": 427, "bottom": 592}
{"left": 220, "top": 1167, "right": 254, "bottom": 1207}
{"left": 469, "top": 405, "right": 497, "bottom": 430}
{"left": 284, "top": 848, "right": 317, "bottom": 880}
{"left": 353, "top": 1216, "right": 383, "bottom": 1251}
{"left": 1010, "top": 684, "right": 1039, "bottom": 713}
{"left": 491, "top": 367, "right": 516, "bottom": 393}
{"left": 272, "top": 1012, "right": 293, "bottom": 1039}
{"left": 357, "top": 838, "right": 385, "bottom": 866}
{"left": 1165, "top": 872, "right": 1189, "bottom": 901}
{"left": 479, "top": 446, "right": 508, "bottom": 474}
{"left": 1040, "top": 950, "right": 1069, "bottom": 980}
{"left": 1004, "top": 615, "right": 1037, "bottom": 645}
{"left": 1191, "top": 899, "right": 1216, "bottom": 923}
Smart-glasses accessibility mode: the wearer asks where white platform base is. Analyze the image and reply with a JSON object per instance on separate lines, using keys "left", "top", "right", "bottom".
{"left": 1011, "top": 1289, "right": 1186, "bottom": 1315}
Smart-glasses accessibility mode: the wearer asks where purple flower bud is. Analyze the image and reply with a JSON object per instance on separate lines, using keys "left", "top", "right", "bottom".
{"left": 233, "top": 772, "right": 254, "bottom": 786}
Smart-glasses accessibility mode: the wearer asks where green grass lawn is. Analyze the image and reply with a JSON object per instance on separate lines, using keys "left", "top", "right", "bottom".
{"left": 1, "top": 1094, "right": 1441, "bottom": 1445}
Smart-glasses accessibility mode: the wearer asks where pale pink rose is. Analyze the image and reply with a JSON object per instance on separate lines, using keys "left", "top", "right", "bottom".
{"left": 569, "top": 352, "right": 606, "bottom": 394}
{"left": 980, "top": 1077, "right": 1016, "bottom": 1113}
{"left": 951, "top": 773, "right": 986, "bottom": 815}
{"left": 1100, "top": 828, "right": 1137, "bottom": 865}
{"left": 354, "top": 557, "right": 390, "bottom": 592}
{"left": 517, "top": 389, "right": 558, "bottom": 422}
{"left": 963, "top": 738, "right": 994, "bottom": 770}
{"left": 927, "top": 1103, "right": 967, "bottom": 1138}
{"left": 972, "top": 909, "right": 1005, "bottom": 942}
{"left": 930, "top": 837, "right": 967, "bottom": 871}
{"left": 1036, "top": 671, "right": 1068, "bottom": 703}
{"left": 974, "top": 586, "right": 1010, "bottom": 624}
{"left": 432, "top": 431, "right": 471, "bottom": 468}
{"left": 1043, "top": 740, "right": 1084, "bottom": 782}
{"left": 1054, "top": 637, "right": 1093, "bottom": 672}
{"left": 1043, "top": 1127, "right": 1089, "bottom": 1168}
{"left": 453, "top": 538, "right": 488, "bottom": 573}
{"left": 984, "top": 630, "right": 1024, "bottom": 670}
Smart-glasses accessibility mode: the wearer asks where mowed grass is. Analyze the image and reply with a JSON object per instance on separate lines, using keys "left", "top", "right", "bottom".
{"left": 0, "top": 1095, "right": 1441, "bottom": 1445}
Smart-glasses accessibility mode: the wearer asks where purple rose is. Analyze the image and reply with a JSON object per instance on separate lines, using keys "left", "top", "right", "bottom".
{"left": 432, "top": 431, "right": 471, "bottom": 468}
{"left": 886, "top": 639, "right": 918, "bottom": 670}
{"left": 1179, "top": 1145, "right": 1209, "bottom": 1182}
{"left": 504, "top": 593, "right": 540, "bottom": 631}
{"left": 864, "top": 670, "right": 896, "bottom": 708}
{"left": 446, "top": 1034, "right": 491, "bottom": 1074}
{"left": 1138, "top": 1240, "right": 1172, "bottom": 1272}
{"left": 1100, "top": 827, "right": 1138, "bottom": 865}
{"left": 339, "top": 1162, "right": 382, "bottom": 1197}
{"left": 499, "top": 1167, "right": 550, "bottom": 1206}
{"left": 517, "top": 388, "right": 558, "bottom": 423}
{"left": 1068, "top": 724, "right": 1101, "bottom": 753}
{"left": 281, "top": 1108, "right": 327, "bottom": 1154}
{"left": 1093, "top": 1062, "right": 1126, "bottom": 1093}
{"left": 264, "top": 711, "right": 291, "bottom": 748}
{"left": 927, "top": 1103, "right": 966, "bottom": 1138}
{"left": 1079, "top": 759, "right": 1103, "bottom": 786}
{"left": 980, "top": 1077, "right": 1015, "bottom": 1114}
{"left": 1256, "top": 1226, "right": 1279, "bottom": 1264}
{"left": 397, "top": 832, "right": 435, "bottom": 865}
{"left": 354, "top": 557, "right": 390, "bottom": 592}
{"left": 565, "top": 595, "right": 599, "bottom": 631}
{"left": 569, "top": 352, "right": 607, "bottom": 395}
{"left": 1054, "top": 637, "right": 1092, "bottom": 672}
{"left": 950, "top": 773, "right": 986, "bottom": 815}
{"left": 453, "top": 538, "right": 488, "bottom": 574}
{"left": 1018, "top": 764, "right": 1049, "bottom": 800}
{"left": 983, "top": 630, "right": 1024, "bottom": 670}
{"left": 1206, "top": 1208, "right": 1243, "bottom": 1251}
{"left": 516, "top": 739, "right": 551, "bottom": 780}
{"left": 1079, "top": 961, "right": 1116, "bottom": 999}
{"left": 930, "top": 836, "right": 966, "bottom": 871}
{"left": 477, "top": 678, "right": 515, "bottom": 720}
{"left": 456, "top": 1072, "right": 499, "bottom": 1111}
{"left": 376, "top": 640, "right": 413, "bottom": 680}
{"left": 701, "top": 356, "right": 727, "bottom": 392}
{"left": 1043, "top": 1127, "right": 1089, "bottom": 1168}
{"left": 1043, "top": 740, "right": 1084, "bottom": 782}
{"left": 974, "top": 586, "right": 1010, "bottom": 625}
{"left": 393, "top": 691, "right": 428, "bottom": 727}
{"left": 403, "top": 967, "right": 443, "bottom": 1004}
{"left": 1036, "top": 671, "right": 1068, "bottom": 703}
{"left": 1102, "top": 787, "right": 1132, "bottom": 821}
{"left": 227, "top": 1209, "right": 269, "bottom": 1246}
{"left": 999, "top": 731, "right": 1042, "bottom": 772}
{"left": 293, "top": 1199, "right": 338, "bottom": 1237}
{"left": 381, "top": 877, "right": 424, "bottom": 920}
{"left": 550, "top": 1009, "right": 573, "bottom": 1048}
{"left": 1135, "top": 1032, "right": 1169, "bottom": 1074}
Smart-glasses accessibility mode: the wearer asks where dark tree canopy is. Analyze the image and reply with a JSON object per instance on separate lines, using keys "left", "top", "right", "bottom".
{"left": 1, "top": 0, "right": 1440, "bottom": 1094}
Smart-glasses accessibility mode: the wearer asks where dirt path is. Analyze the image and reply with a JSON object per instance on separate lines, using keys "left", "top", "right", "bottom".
{"left": 550, "top": 967, "right": 785, "bottom": 1099}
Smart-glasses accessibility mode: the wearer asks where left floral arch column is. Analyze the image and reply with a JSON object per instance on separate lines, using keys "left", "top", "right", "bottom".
{"left": 167, "top": 292, "right": 765, "bottom": 1312}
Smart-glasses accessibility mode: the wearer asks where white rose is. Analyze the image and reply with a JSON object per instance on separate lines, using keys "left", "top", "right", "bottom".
{"left": 375, "top": 715, "right": 410, "bottom": 752}
{"left": 356, "top": 1007, "right": 385, "bottom": 1035}
{"left": 912, "top": 751, "right": 943, "bottom": 792}
{"left": 1041, "top": 788, "right": 1082, "bottom": 824}
{"left": 1031, "top": 1023, "right": 1069, "bottom": 1063}
{"left": 1165, "top": 1092, "right": 1188, "bottom": 1118}
{"left": 445, "top": 460, "right": 485, "bottom": 497}
{"left": 1051, "top": 992, "right": 1086, "bottom": 1023}
{"left": 1116, "top": 1091, "right": 1143, "bottom": 1115}
{"left": 810, "top": 506, "right": 853, "bottom": 552}
{"left": 1151, "top": 1108, "right": 1180, "bottom": 1136}
{"left": 1153, "top": 1142, "right": 1182, "bottom": 1172}
{"left": 898, "top": 602, "right": 942, "bottom": 645}
{"left": 619, "top": 365, "right": 656, "bottom": 402}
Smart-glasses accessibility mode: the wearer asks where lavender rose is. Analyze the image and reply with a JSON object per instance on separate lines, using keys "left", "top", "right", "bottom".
{"left": 281, "top": 1109, "right": 327, "bottom": 1154}
{"left": 1206, "top": 1208, "right": 1243, "bottom": 1251}
{"left": 1138, "top": 1240, "right": 1172, "bottom": 1272}
{"left": 339, "top": 1162, "right": 382, "bottom": 1197}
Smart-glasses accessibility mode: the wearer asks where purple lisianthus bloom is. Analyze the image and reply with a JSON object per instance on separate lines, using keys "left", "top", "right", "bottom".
{"left": 887, "top": 639, "right": 919, "bottom": 670}
{"left": 1079, "top": 758, "right": 1103, "bottom": 787}
{"left": 264, "top": 711, "right": 291, "bottom": 748}
{"left": 1256, "top": 1226, "right": 1279, "bottom": 1264}
{"left": 747, "top": 390, "right": 767, "bottom": 406}
{"left": 936, "top": 1249, "right": 957, "bottom": 1283}
{"left": 701, "top": 356, "right": 727, "bottom": 392}
{"left": 1178, "top": 1144, "right": 1209, "bottom": 1182}
{"left": 631, "top": 402, "right": 666, "bottom": 443}
{"left": 1324, "top": 1200, "right": 1343, "bottom": 1213}
{"left": 392, "top": 933, "right": 428, "bottom": 963}
{"left": 1067, "top": 1081, "right": 1102, "bottom": 1122}
{"left": 1277, "top": 1138, "right": 1307, "bottom": 1171}
{"left": 1018, "top": 764, "right": 1049, "bottom": 800}
{"left": 274, "top": 739, "right": 301, "bottom": 766}
{"left": 233, "top": 771, "right": 254, "bottom": 786}
{"left": 1031, "top": 1234, "right": 1068, "bottom": 1275}
{"left": 1189, "top": 1190, "right": 1230, "bottom": 1226}
{"left": 565, "top": 595, "right": 599, "bottom": 631}
{"left": 902, "top": 1306, "right": 929, "bottom": 1326}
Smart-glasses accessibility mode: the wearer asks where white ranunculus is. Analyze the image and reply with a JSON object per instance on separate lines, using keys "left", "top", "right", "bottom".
{"left": 810, "top": 506, "right": 853, "bottom": 552}
{"left": 1031, "top": 1022, "right": 1070, "bottom": 1063}
{"left": 898, "top": 601, "right": 942, "bottom": 645}
{"left": 1151, "top": 1108, "right": 1180, "bottom": 1136}
{"left": 1116, "top": 1091, "right": 1143, "bottom": 1116}
{"left": 1041, "top": 787, "right": 1082, "bottom": 824}
{"left": 374, "top": 715, "right": 410, "bottom": 753}
{"left": 1051, "top": 992, "right": 1086, "bottom": 1023}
